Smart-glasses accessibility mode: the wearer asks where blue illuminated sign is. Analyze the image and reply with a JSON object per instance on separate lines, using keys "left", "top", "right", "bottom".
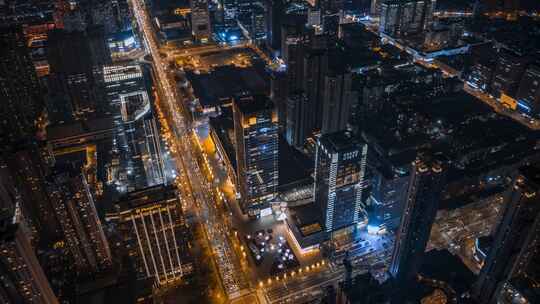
{"left": 517, "top": 99, "right": 532, "bottom": 113}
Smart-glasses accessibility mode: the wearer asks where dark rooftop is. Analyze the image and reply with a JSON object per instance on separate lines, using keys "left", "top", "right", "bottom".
{"left": 186, "top": 65, "right": 269, "bottom": 108}
{"left": 419, "top": 249, "right": 476, "bottom": 296}
{"left": 47, "top": 117, "right": 115, "bottom": 141}
{"left": 289, "top": 204, "right": 322, "bottom": 232}
{"left": 156, "top": 13, "right": 188, "bottom": 24}
{"left": 115, "top": 184, "right": 177, "bottom": 210}
{"left": 476, "top": 235, "right": 493, "bottom": 256}
{"left": 363, "top": 89, "right": 540, "bottom": 178}
{"left": 53, "top": 150, "right": 87, "bottom": 172}
{"left": 318, "top": 131, "right": 363, "bottom": 154}
{"left": 439, "top": 185, "right": 506, "bottom": 211}
{"left": 234, "top": 94, "right": 274, "bottom": 115}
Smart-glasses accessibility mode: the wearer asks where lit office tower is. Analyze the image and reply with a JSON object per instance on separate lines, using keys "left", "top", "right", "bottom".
{"left": 379, "top": 0, "right": 434, "bottom": 37}
{"left": 389, "top": 153, "right": 445, "bottom": 285}
{"left": 490, "top": 50, "right": 527, "bottom": 99}
{"left": 379, "top": 0, "right": 400, "bottom": 36}
{"left": 47, "top": 168, "right": 112, "bottom": 274}
{"left": 401, "top": 0, "right": 424, "bottom": 33}
{"left": 233, "top": 95, "right": 279, "bottom": 217}
{"left": 0, "top": 212, "right": 59, "bottom": 304}
{"left": 515, "top": 65, "right": 540, "bottom": 117}
{"left": 191, "top": 0, "right": 211, "bottom": 42}
{"left": 251, "top": 4, "right": 267, "bottom": 41}
{"left": 321, "top": 70, "right": 355, "bottom": 134}
{"left": 473, "top": 165, "right": 540, "bottom": 304}
{"left": 106, "top": 185, "right": 189, "bottom": 285}
{"left": 103, "top": 64, "right": 164, "bottom": 191}
{"left": 221, "top": 0, "right": 237, "bottom": 25}
{"left": 314, "top": 131, "right": 368, "bottom": 235}
{"left": 467, "top": 59, "right": 495, "bottom": 93}
{"left": 0, "top": 26, "right": 43, "bottom": 147}
{"left": 370, "top": 166, "right": 411, "bottom": 233}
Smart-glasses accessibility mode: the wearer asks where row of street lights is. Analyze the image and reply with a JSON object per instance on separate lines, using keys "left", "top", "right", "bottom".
{"left": 257, "top": 260, "right": 327, "bottom": 288}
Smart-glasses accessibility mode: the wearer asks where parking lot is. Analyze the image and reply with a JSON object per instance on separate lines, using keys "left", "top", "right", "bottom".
{"left": 242, "top": 229, "right": 300, "bottom": 278}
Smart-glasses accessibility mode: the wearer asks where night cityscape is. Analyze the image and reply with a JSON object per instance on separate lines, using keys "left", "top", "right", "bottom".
{"left": 2, "top": 0, "right": 540, "bottom": 303}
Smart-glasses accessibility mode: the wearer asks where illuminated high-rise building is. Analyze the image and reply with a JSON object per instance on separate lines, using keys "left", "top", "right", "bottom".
{"left": 238, "top": 2, "right": 266, "bottom": 42}
{"left": 379, "top": 0, "right": 435, "bottom": 37}
{"left": 47, "top": 168, "right": 112, "bottom": 274}
{"left": 103, "top": 64, "right": 164, "bottom": 191}
{"left": 191, "top": 0, "right": 212, "bottom": 42}
{"left": 389, "top": 153, "right": 445, "bottom": 285}
{"left": 233, "top": 95, "right": 279, "bottom": 217}
{"left": 222, "top": 0, "right": 239, "bottom": 25}
{"left": 515, "top": 65, "right": 540, "bottom": 117}
{"left": 370, "top": 166, "right": 411, "bottom": 233}
{"left": 0, "top": 211, "right": 59, "bottom": 304}
{"left": 314, "top": 131, "right": 368, "bottom": 235}
{"left": 106, "top": 185, "right": 190, "bottom": 286}
{"left": 379, "top": 0, "right": 400, "bottom": 36}
{"left": 489, "top": 49, "right": 527, "bottom": 99}
{"left": 251, "top": 4, "right": 267, "bottom": 41}
{"left": 473, "top": 165, "right": 540, "bottom": 304}
{"left": 467, "top": 59, "right": 495, "bottom": 93}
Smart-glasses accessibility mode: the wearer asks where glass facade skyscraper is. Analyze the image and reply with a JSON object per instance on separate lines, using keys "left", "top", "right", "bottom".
{"left": 389, "top": 153, "right": 445, "bottom": 285}
{"left": 233, "top": 94, "right": 279, "bottom": 217}
{"left": 314, "top": 131, "right": 368, "bottom": 234}
{"left": 103, "top": 63, "right": 164, "bottom": 192}
{"left": 379, "top": 0, "right": 434, "bottom": 37}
